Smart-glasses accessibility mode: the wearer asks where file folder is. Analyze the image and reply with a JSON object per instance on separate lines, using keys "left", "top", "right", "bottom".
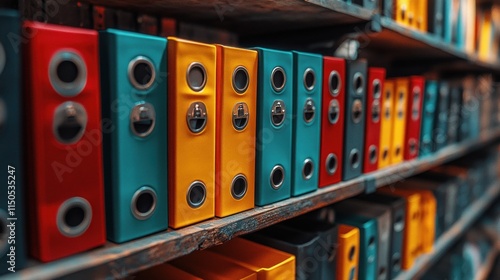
{"left": 390, "top": 78, "right": 408, "bottom": 165}
{"left": 443, "top": 0, "right": 453, "bottom": 43}
{"left": 99, "top": 29, "right": 168, "bottom": 243}
{"left": 283, "top": 217, "right": 338, "bottom": 279}
{"left": 423, "top": 169, "right": 468, "bottom": 219}
{"left": 478, "top": 9, "right": 494, "bottom": 61}
{"left": 415, "top": 0, "right": 428, "bottom": 31}
{"left": 209, "top": 238, "right": 296, "bottom": 280}
{"left": 291, "top": 51, "right": 322, "bottom": 196}
{"left": 378, "top": 187, "right": 421, "bottom": 269}
{"left": 420, "top": 80, "right": 438, "bottom": 157}
{"left": 253, "top": 48, "right": 293, "bottom": 206}
{"left": 0, "top": 9, "right": 26, "bottom": 274}
{"left": 23, "top": 21, "right": 106, "bottom": 261}
{"left": 392, "top": 188, "right": 436, "bottom": 254}
{"left": 337, "top": 225, "right": 360, "bottom": 280}
{"left": 335, "top": 207, "right": 378, "bottom": 280}
{"left": 343, "top": 60, "right": 367, "bottom": 180}
{"left": 404, "top": 76, "right": 424, "bottom": 160}
{"left": 246, "top": 224, "right": 322, "bottom": 280}
{"left": 319, "top": 57, "right": 346, "bottom": 187}
{"left": 428, "top": 0, "right": 444, "bottom": 37}
{"left": 167, "top": 37, "right": 216, "bottom": 228}
{"left": 135, "top": 263, "right": 202, "bottom": 280}
{"left": 433, "top": 82, "right": 449, "bottom": 151}
{"left": 447, "top": 82, "right": 461, "bottom": 145}
{"left": 170, "top": 249, "right": 258, "bottom": 280}
{"left": 394, "top": 0, "right": 412, "bottom": 27}
{"left": 357, "top": 193, "right": 406, "bottom": 279}
{"left": 341, "top": 199, "right": 392, "bottom": 280}
{"left": 379, "top": 80, "right": 394, "bottom": 169}
{"left": 363, "top": 67, "right": 385, "bottom": 173}
{"left": 215, "top": 45, "right": 257, "bottom": 217}
{"left": 478, "top": 75, "right": 493, "bottom": 136}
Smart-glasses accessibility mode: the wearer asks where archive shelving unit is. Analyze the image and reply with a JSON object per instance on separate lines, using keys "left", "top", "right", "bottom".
{"left": 6, "top": 0, "right": 500, "bottom": 279}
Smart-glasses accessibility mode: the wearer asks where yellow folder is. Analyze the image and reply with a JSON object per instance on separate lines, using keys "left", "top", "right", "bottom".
{"left": 209, "top": 238, "right": 296, "bottom": 280}
{"left": 337, "top": 224, "right": 360, "bottom": 280}
{"left": 379, "top": 80, "right": 394, "bottom": 169}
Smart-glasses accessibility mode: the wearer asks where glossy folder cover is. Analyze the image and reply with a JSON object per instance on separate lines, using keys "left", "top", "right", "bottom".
{"left": 134, "top": 263, "right": 203, "bottom": 280}
{"left": 209, "top": 238, "right": 296, "bottom": 280}
{"left": 0, "top": 9, "right": 26, "bottom": 274}
{"left": 335, "top": 207, "right": 378, "bottom": 280}
{"left": 135, "top": 263, "right": 202, "bottom": 280}
{"left": 433, "top": 82, "right": 449, "bottom": 151}
{"left": 170, "top": 250, "right": 258, "bottom": 280}
{"left": 342, "top": 199, "right": 392, "bottom": 280}
{"left": 246, "top": 225, "right": 321, "bottom": 280}
{"left": 379, "top": 80, "right": 394, "bottom": 168}
{"left": 291, "top": 51, "right": 322, "bottom": 196}
{"left": 99, "top": 29, "right": 168, "bottom": 243}
{"left": 391, "top": 78, "right": 408, "bottom": 165}
{"left": 215, "top": 45, "right": 257, "bottom": 217}
{"left": 447, "top": 82, "right": 461, "bottom": 145}
{"left": 378, "top": 187, "right": 421, "bottom": 270}
{"left": 394, "top": 0, "right": 412, "bottom": 27}
{"left": 363, "top": 68, "right": 385, "bottom": 173}
{"left": 167, "top": 37, "right": 216, "bottom": 228}
{"left": 357, "top": 193, "right": 406, "bottom": 279}
{"left": 428, "top": 0, "right": 444, "bottom": 36}
{"left": 393, "top": 187, "right": 436, "bottom": 253}
{"left": 284, "top": 216, "right": 338, "bottom": 279}
{"left": 319, "top": 57, "right": 346, "bottom": 187}
{"left": 420, "top": 80, "right": 438, "bottom": 157}
{"left": 343, "top": 59, "right": 367, "bottom": 180}
{"left": 23, "top": 21, "right": 106, "bottom": 261}
{"left": 401, "top": 177, "right": 450, "bottom": 240}
{"left": 337, "top": 225, "right": 360, "bottom": 280}
{"left": 404, "top": 76, "right": 424, "bottom": 160}
{"left": 254, "top": 48, "right": 293, "bottom": 206}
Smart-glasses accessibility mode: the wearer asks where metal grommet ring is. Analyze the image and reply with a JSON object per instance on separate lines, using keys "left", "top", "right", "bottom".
{"left": 232, "top": 102, "right": 250, "bottom": 131}
{"left": 231, "top": 174, "right": 248, "bottom": 200}
{"left": 302, "top": 158, "right": 314, "bottom": 180}
{"left": 186, "top": 102, "right": 208, "bottom": 133}
{"left": 353, "top": 72, "right": 364, "bottom": 95}
{"left": 303, "top": 98, "right": 316, "bottom": 123}
{"left": 352, "top": 99, "right": 363, "bottom": 124}
{"left": 329, "top": 71, "right": 341, "bottom": 96}
{"left": 326, "top": 153, "right": 338, "bottom": 175}
{"left": 53, "top": 101, "right": 88, "bottom": 144}
{"left": 56, "top": 197, "right": 92, "bottom": 238}
{"left": 131, "top": 186, "right": 157, "bottom": 220}
{"left": 49, "top": 50, "right": 87, "bottom": 97}
{"left": 271, "top": 100, "right": 286, "bottom": 127}
{"left": 371, "top": 100, "right": 381, "bottom": 123}
{"left": 271, "top": 67, "right": 286, "bottom": 92}
{"left": 187, "top": 181, "right": 207, "bottom": 208}
{"left": 232, "top": 66, "right": 249, "bottom": 94}
{"left": 328, "top": 99, "right": 340, "bottom": 124}
{"left": 128, "top": 56, "right": 156, "bottom": 91}
{"left": 303, "top": 68, "right": 315, "bottom": 91}
{"left": 130, "top": 102, "right": 156, "bottom": 137}
{"left": 186, "top": 62, "right": 207, "bottom": 92}
{"left": 349, "top": 149, "right": 360, "bottom": 169}
{"left": 270, "top": 165, "right": 285, "bottom": 190}
{"left": 369, "top": 145, "right": 378, "bottom": 164}
{"left": 373, "top": 79, "right": 381, "bottom": 99}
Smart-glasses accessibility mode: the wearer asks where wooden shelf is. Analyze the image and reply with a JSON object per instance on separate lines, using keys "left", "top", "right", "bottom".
{"left": 80, "top": 0, "right": 373, "bottom": 35}
{"left": 394, "top": 183, "right": 500, "bottom": 280}
{"left": 361, "top": 17, "right": 500, "bottom": 75}
{"left": 78, "top": 1, "right": 500, "bottom": 74}
{"left": 474, "top": 243, "right": 500, "bottom": 280}
{"left": 6, "top": 130, "right": 500, "bottom": 279}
